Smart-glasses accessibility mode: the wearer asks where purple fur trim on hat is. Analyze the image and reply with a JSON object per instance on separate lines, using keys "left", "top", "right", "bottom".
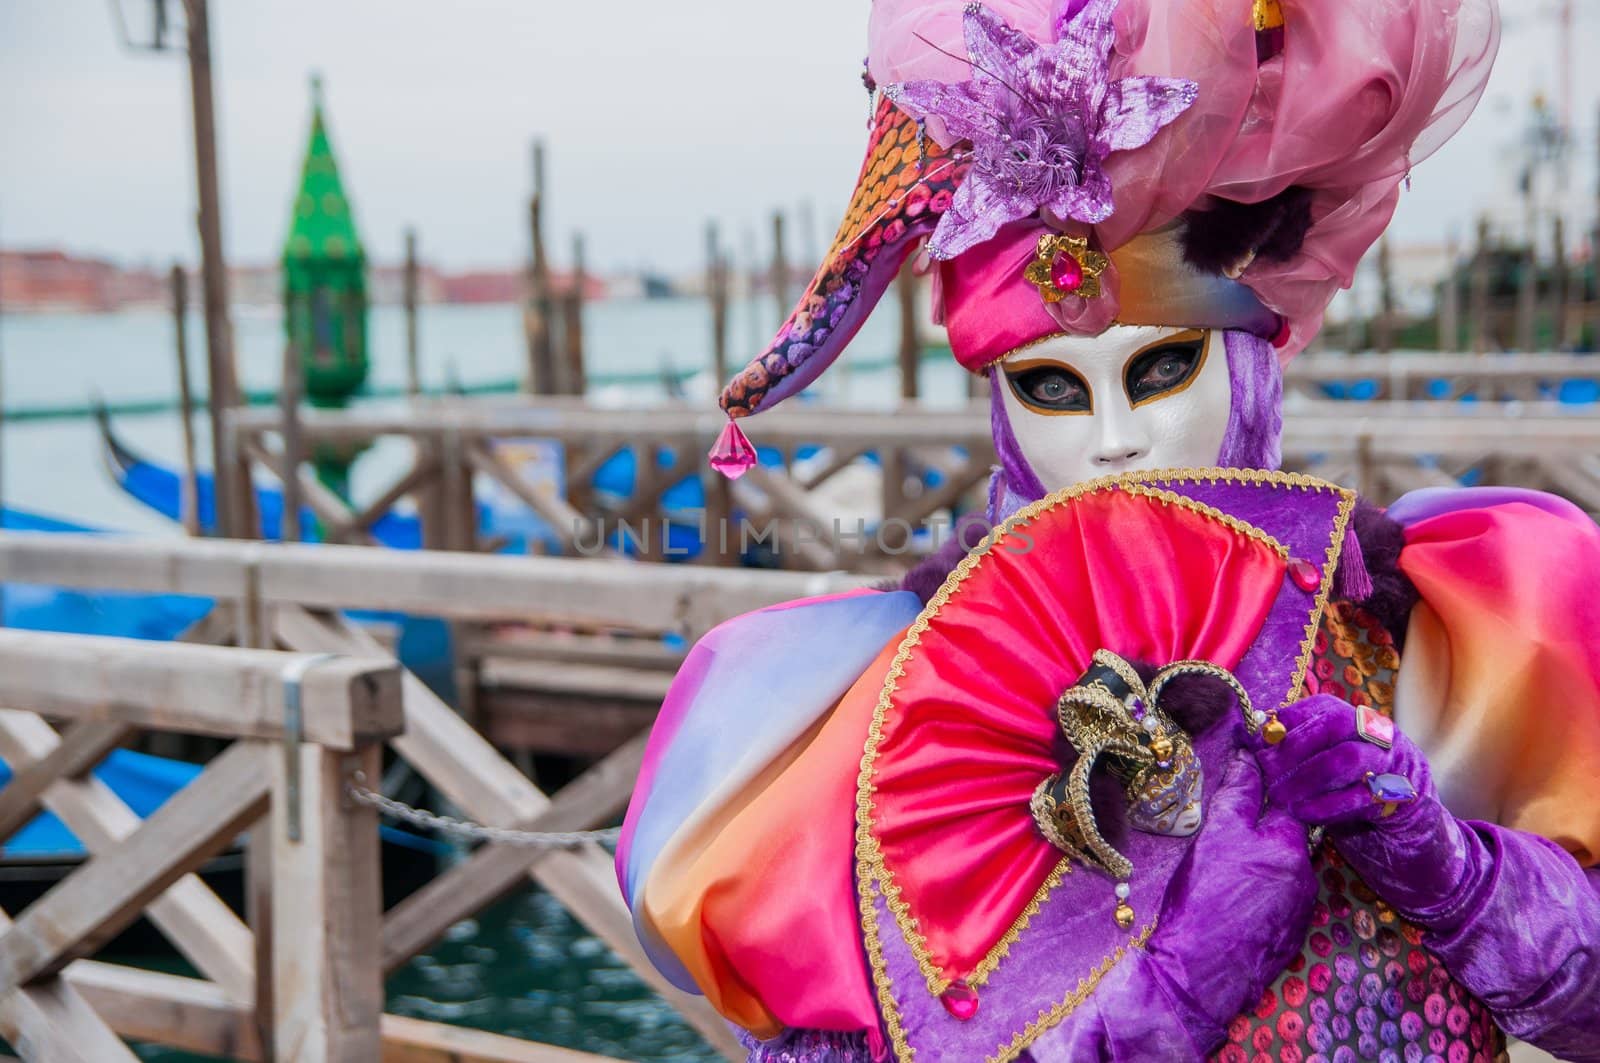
{"left": 1346, "top": 498, "right": 1418, "bottom": 652}
{"left": 737, "top": 1026, "right": 873, "bottom": 1063}
{"left": 895, "top": 512, "right": 992, "bottom": 604}
{"left": 1179, "top": 187, "right": 1315, "bottom": 275}
{"left": 1217, "top": 329, "right": 1283, "bottom": 470}
{"left": 989, "top": 364, "right": 1048, "bottom": 501}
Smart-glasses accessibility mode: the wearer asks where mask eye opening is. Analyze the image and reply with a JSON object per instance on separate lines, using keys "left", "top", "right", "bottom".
{"left": 1004, "top": 360, "right": 1094, "bottom": 416}
{"left": 1122, "top": 331, "right": 1209, "bottom": 408}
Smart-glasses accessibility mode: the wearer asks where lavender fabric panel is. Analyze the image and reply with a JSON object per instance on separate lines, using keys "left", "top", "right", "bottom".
{"left": 738, "top": 1026, "right": 872, "bottom": 1063}
{"left": 988, "top": 365, "right": 1048, "bottom": 504}
{"left": 1216, "top": 330, "right": 1283, "bottom": 471}
{"left": 1025, "top": 953, "right": 1194, "bottom": 1061}
{"left": 1385, "top": 485, "right": 1587, "bottom": 528}
{"left": 1417, "top": 823, "right": 1600, "bottom": 1060}
{"left": 874, "top": 746, "right": 1317, "bottom": 1061}
{"left": 1174, "top": 477, "right": 1348, "bottom": 711}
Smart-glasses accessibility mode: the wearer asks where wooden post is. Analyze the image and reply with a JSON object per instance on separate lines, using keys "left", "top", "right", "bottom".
{"left": 1515, "top": 233, "right": 1538, "bottom": 353}
{"left": 279, "top": 344, "right": 304, "bottom": 545}
{"left": 1438, "top": 232, "right": 1460, "bottom": 353}
{"left": 707, "top": 221, "right": 729, "bottom": 387}
{"left": 897, "top": 256, "right": 920, "bottom": 400}
{"left": 184, "top": 0, "right": 248, "bottom": 539}
{"left": 562, "top": 232, "right": 587, "bottom": 397}
{"left": 271, "top": 742, "right": 385, "bottom": 1062}
{"left": 1469, "top": 216, "right": 1491, "bottom": 354}
{"left": 1374, "top": 238, "right": 1395, "bottom": 354}
{"left": 524, "top": 141, "right": 558, "bottom": 396}
{"left": 770, "top": 211, "right": 789, "bottom": 329}
{"left": 170, "top": 265, "right": 202, "bottom": 536}
{"left": 0, "top": 208, "right": 7, "bottom": 630}
{"left": 403, "top": 228, "right": 421, "bottom": 399}
{"left": 1551, "top": 215, "right": 1570, "bottom": 351}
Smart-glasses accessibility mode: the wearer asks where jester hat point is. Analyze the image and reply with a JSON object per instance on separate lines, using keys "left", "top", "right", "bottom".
{"left": 711, "top": 0, "right": 1498, "bottom": 465}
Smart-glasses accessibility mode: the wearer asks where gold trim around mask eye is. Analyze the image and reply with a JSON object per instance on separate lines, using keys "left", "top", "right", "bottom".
{"left": 1002, "top": 355, "right": 1095, "bottom": 417}
{"left": 1121, "top": 329, "right": 1211, "bottom": 410}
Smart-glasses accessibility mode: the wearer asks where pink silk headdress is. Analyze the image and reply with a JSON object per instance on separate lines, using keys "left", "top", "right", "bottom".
{"left": 709, "top": 0, "right": 1498, "bottom": 468}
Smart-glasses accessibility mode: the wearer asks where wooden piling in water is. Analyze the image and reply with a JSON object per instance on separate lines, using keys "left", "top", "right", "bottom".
{"left": 404, "top": 228, "right": 421, "bottom": 398}
{"left": 707, "top": 221, "right": 729, "bottom": 387}
{"left": 770, "top": 211, "right": 790, "bottom": 329}
{"left": 563, "top": 232, "right": 587, "bottom": 397}
{"left": 1374, "top": 238, "right": 1395, "bottom": 355}
{"left": 1438, "top": 231, "right": 1460, "bottom": 353}
{"left": 1469, "top": 216, "right": 1491, "bottom": 354}
{"left": 1551, "top": 216, "right": 1570, "bottom": 351}
{"left": 170, "top": 266, "right": 202, "bottom": 537}
{"left": 277, "top": 342, "right": 305, "bottom": 545}
{"left": 524, "top": 141, "right": 558, "bottom": 396}
{"left": 184, "top": 0, "right": 250, "bottom": 540}
{"left": 1515, "top": 230, "right": 1538, "bottom": 353}
{"left": 898, "top": 257, "right": 920, "bottom": 401}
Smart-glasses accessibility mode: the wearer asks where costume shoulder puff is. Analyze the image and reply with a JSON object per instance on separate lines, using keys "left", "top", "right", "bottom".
{"left": 616, "top": 588, "right": 919, "bottom": 1032}
{"left": 1388, "top": 488, "right": 1600, "bottom": 867}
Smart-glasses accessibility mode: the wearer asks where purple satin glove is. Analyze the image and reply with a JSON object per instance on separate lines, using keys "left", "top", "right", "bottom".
{"left": 1026, "top": 754, "right": 1317, "bottom": 1061}
{"left": 1256, "top": 693, "right": 1466, "bottom": 916}
{"left": 1260, "top": 693, "right": 1600, "bottom": 1059}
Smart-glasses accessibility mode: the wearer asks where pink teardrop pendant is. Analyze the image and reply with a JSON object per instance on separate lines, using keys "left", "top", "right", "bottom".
{"left": 1049, "top": 252, "right": 1084, "bottom": 293}
{"left": 708, "top": 419, "right": 757, "bottom": 480}
{"left": 939, "top": 979, "right": 980, "bottom": 1022}
{"left": 1288, "top": 557, "right": 1321, "bottom": 593}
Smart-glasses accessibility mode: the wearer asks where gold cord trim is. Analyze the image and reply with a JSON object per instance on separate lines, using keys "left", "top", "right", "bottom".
{"left": 853, "top": 467, "right": 1349, "bottom": 1061}
{"left": 1116, "top": 482, "right": 1289, "bottom": 559}
{"left": 987, "top": 920, "right": 1158, "bottom": 1063}
{"left": 966, "top": 858, "right": 1071, "bottom": 987}
{"left": 1284, "top": 487, "right": 1355, "bottom": 706}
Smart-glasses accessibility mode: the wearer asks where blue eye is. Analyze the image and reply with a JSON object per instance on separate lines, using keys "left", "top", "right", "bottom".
{"left": 1007, "top": 365, "right": 1091, "bottom": 412}
{"left": 1125, "top": 338, "right": 1205, "bottom": 404}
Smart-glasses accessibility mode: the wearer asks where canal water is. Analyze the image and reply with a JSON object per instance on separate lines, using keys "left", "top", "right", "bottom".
{"left": 129, "top": 879, "right": 718, "bottom": 1062}
{"left": 0, "top": 297, "right": 971, "bottom": 532}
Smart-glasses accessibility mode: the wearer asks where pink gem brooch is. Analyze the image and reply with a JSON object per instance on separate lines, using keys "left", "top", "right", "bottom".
{"left": 1024, "top": 232, "right": 1109, "bottom": 303}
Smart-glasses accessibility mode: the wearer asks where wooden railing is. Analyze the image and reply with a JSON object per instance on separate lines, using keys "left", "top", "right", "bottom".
{"left": 1286, "top": 351, "right": 1600, "bottom": 401}
{"left": 226, "top": 398, "right": 999, "bottom": 570}
{"left": 0, "top": 629, "right": 402, "bottom": 1061}
{"left": 0, "top": 532, "right": 870, "bottom": 1061}
{"left": 226, "top": 390, "right": 1600, "bottom": 558}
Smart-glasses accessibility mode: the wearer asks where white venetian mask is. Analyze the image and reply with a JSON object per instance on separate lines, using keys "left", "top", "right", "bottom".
{"left": 998, "top": 325, "right": 1231, "bottom": 493}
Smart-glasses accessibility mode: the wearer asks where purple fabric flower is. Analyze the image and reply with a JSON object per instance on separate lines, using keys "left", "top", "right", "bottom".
{"left": 885, "top": 0, "right": 1196, "bottom": 259}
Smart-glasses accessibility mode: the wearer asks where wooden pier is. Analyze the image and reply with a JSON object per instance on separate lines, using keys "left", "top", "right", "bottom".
{"left": 222, "top": 369, "right": 1600, "bottom": 578}
{"left": 0, "top": 531, "right": 870, "bottom": 1061}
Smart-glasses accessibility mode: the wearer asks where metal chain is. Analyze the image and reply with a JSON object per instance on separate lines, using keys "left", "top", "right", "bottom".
{"left": 345, "top": 772, "right": 621, "bottom": 849}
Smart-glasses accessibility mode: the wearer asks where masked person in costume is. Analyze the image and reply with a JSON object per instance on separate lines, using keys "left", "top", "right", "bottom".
{"left": 618, "top": 1, "right": 1600, "bottom": 1060}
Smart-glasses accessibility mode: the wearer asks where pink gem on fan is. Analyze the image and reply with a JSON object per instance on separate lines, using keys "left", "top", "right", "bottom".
{"left": 939, "top": 979, "right": 979, "bottom": 1021}
{"left": 708, "top": 420, "right": 758, "bottom": 480}
{"left": 1288, "top": 558, "right": 1321, "bottom": 593}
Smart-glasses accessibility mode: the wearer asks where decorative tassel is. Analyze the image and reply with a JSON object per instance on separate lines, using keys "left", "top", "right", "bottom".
{"left": 1336, "top": 524, "right": 1373, "bottom": 603}
{"left": 1253, "top": 0, "right": 1285, "bottom": 62}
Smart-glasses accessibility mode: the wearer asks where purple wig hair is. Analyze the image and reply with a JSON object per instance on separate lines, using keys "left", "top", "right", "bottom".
{"left": 985, "top": 328, "right": 1284, "bottom": 523}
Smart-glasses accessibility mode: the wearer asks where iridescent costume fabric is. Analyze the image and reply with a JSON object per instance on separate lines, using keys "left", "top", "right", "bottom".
{"left": 620, "top": 483, "right": 1600, "bottom": 1060}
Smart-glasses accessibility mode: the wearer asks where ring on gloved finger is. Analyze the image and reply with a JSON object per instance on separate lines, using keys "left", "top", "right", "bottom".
{"left": 1354, "top": 705, "right": 1394, "bottom": 749}
{"left": 1365, "top": 771, "right": 1418, "bottom": 818}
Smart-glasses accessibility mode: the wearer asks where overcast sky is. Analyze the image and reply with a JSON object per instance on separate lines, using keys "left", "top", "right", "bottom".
{"left": 2, "top": 1, "right": 1596, "bottom": 275}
